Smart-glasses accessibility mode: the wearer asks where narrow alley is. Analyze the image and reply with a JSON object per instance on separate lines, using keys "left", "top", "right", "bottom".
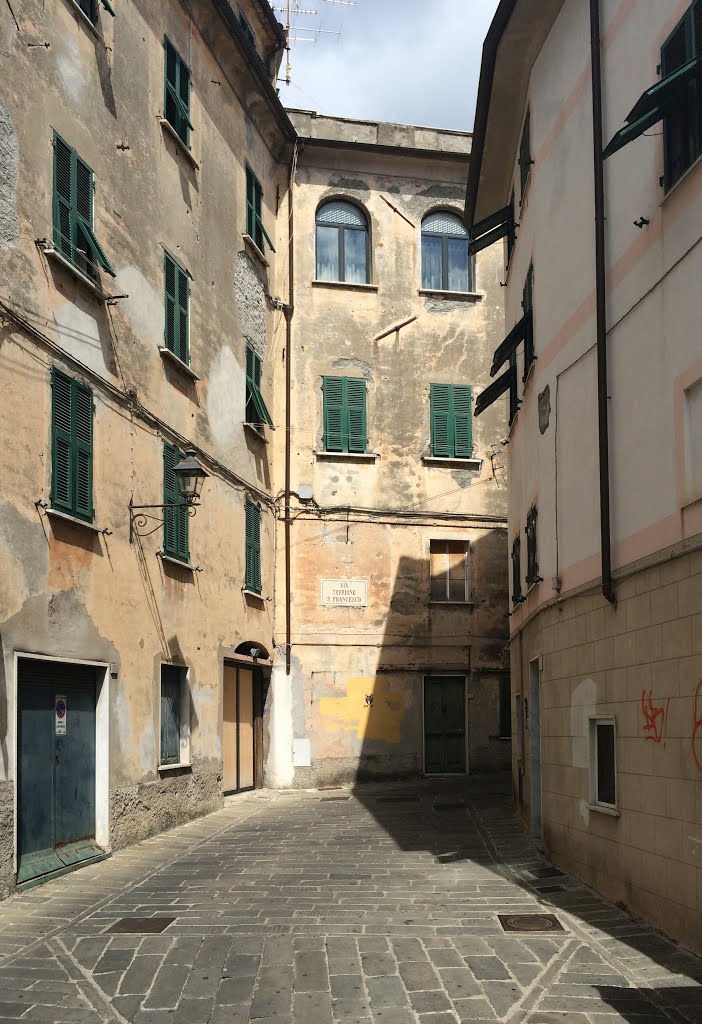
{"left": 0, "top": 779, "right": 699, "bottom": 1024}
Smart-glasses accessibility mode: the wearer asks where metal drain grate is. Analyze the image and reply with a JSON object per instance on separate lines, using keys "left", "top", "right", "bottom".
{"left": 530, "top": 866, "right": 565, "bottom": 879}
{"left": 108, "top": 917, "right": 175, "bottom": 934}
{"left": 498, "top": 913, "right": 564, "bottom": 933}
{"left": 321, "top": 796, "right": 351, "bottom": 801}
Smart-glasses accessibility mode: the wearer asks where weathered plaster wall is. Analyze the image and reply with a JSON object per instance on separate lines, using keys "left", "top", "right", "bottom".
{"left": 0, "top": 0, "right": 287, "bottom": 892}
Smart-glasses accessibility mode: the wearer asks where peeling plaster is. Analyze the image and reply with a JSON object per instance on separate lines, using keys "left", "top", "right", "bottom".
{"left": 571, "top": 677, "right": 596, "bottom": 768}
{"left": 234, "top": 251, "right": 266, "bottom": 357}
{"left": 207, "top": 345, "right": 245, "bottom": 452}
{"left": 57, "top": 35, "right": 86, "bottom": 105}
{"left": 117, "top": 265, "right": 164, "bottom": 350}
{"left": 0, "top": 101, "right": 19, "bottom": 251}
{"left": 54, "top": 300, "right": 107, "bottom": 377}
{"left": 330, "top": 357, "right": 373, "bottom": 378}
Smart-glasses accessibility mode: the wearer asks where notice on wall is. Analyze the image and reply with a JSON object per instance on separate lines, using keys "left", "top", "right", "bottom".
{"left": 320, "top": 578, "right": 368, "bottom": 607}
{"left": 55, "top": 694, "right": 67, "bottom": 736}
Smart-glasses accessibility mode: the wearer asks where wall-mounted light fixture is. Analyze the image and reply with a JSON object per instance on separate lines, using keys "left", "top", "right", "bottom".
{"left": 129, "top": 448, "right": 208, "bottom": 542}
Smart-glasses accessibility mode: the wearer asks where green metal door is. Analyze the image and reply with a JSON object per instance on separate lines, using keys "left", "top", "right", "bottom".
{"left": 424, "top": 676, "right": 466, "bottom": 774}
{"left": 17, "top": 659, "right": 99, "bottom": 884}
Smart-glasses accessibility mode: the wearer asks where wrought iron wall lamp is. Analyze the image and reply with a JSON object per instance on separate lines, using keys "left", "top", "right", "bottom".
{"left": 129, "top": 448, "right": 208, "bottom": 542}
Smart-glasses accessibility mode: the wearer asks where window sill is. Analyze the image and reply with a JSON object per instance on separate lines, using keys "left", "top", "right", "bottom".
{"left": 312, "top": 279, "right": 378, "bottom": 292}
{"left": 428, "top": 600, "right": 475, "bottom": 607}
{"left": 588, "top": 803, "right": 620, "bottom": 818}
{"left": 67, "top": 0, "right": 100, "bottom": 37}
{"left": 242, "top": 588, "right": 265, "bottom": 601}
{"left": 158, "top": 552, "right": 197, "bottom": 572}
{"left": 43, "top": 247, "right": 109, "bottom": 301}
{"left": 661, "top": 150, "right": 702, "bottom": 205}
{"left": 244, "top": 422, "right": 269, "bottom": 444}
{"left": 243, "top": 234, "right": 270, "bottom": 267}
{"left": 45, "top": 507, "right": 109, "bottom": 535}
{"left": 422, "top": 456, "right": 482, "bottom": 470}
{"left": 418, "top": 289, "right": 483, "bottom": 301}
{"left": 158, "top": 119, "right": 199, "bottom": 169}
{"left": 314, "top": 450, "right": 379, "bottom": 461}
{"left": 157, "top": 762, "right": 192, "bottom": 774}
{"left": 158, "top": 347, "right": 200, "bottom": 381}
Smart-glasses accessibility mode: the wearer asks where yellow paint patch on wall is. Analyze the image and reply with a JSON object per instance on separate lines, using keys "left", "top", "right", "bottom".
{"left": 318, "top": 676, "right": 409, "bottom": 744}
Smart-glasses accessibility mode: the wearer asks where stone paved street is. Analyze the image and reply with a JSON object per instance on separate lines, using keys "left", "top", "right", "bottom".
{"left": 0, "top": 777, "right": 700, "bottom": 1024}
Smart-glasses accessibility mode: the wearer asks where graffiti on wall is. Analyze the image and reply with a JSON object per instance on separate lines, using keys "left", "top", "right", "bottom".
{"left": 641, "top": 689, "right": 669, "bottom": 744}
{"left": 693, "top": 681, "right": 702, "bottom": 774}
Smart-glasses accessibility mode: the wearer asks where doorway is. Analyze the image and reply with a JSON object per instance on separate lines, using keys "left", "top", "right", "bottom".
{"left": 528, "top": 657, "right": 542, "bottom": 842}
{"left": 423, "top": 675, "right": 467, "bottom": 774}
{"left": 17, "top": 657, "right": 107, "bottom": 885}
{"left": 223, "top": 663, "right": 265, "bottom": 793}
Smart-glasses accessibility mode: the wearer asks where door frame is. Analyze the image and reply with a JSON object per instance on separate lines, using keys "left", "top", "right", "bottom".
{"left": 13, "top": 653, "right": 110, "bottom": 873}
{"left": 421, "top": 673, "right": 469, "bottom": 776}
{"left": 528, "top": 656, "right": 543, "bottom": 843}
{"left": 222, "top": 660, "right": 266, "bottom": 794}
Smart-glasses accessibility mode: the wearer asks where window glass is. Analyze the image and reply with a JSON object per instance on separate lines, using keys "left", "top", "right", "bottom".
{"left": 430, "top": 540, "right": 469, "bottom": 601}
{"left": 316, "top": 225, "right": 339, "bottom": 281}
{"left": 421, "top": 211, "right": 471, "bottom": 291}
{"left": 447, "top": 238, "right": 470, "bottom": 292}
{"left": 422, "top": 235, "right": 443, "bottom": 289}
{"left": 596, "top": 723, "right": 616, "bottom": 805}
{"left": 160, "top": 666, "right": 182, "bottom": 766}
{"left": 344, "top": 229, "right": 367, "bottom": 284}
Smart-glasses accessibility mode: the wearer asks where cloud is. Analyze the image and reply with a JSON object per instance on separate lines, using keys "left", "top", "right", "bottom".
{"left": 278, "top": 0, "right": 500, "bottom": 131}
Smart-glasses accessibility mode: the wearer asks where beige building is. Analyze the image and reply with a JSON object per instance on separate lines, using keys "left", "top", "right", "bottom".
{"left": 467, "top": 0, "right": 702, "bottom": 957}
{"left": 267, "top": 111, "right": 510, "bottom": 788}
{"left": 0, "top": 0, "right": 508, "bottom": 896}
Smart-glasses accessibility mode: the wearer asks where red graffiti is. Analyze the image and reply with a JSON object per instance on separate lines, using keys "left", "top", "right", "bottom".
{"left": 693, "top": 681, "right": 702, "bottom": 774}
{"left": 641, "top": 690, "right": 669, "bottom": 743}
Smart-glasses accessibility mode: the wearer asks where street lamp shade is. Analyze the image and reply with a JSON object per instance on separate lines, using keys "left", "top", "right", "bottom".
{"left": 173, "top": 448, "right": 208, "bottom": 502}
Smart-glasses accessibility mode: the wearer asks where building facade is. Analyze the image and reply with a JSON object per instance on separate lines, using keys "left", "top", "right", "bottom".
{"left": 467, "top": 0, "right": 702, "bottom": 957}
{"left": 0, "top": 0, "right": 509, "bottom": 897}
{"left": 267, "top": 112, "right": 510, "bottom": 788}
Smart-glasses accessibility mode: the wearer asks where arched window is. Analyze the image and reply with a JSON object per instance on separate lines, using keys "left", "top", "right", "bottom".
{"left": 421, "top": 210, "right": 471, "bottom": 292}
{"left": 316, "top": 200, "right": 369, "bottom": 284}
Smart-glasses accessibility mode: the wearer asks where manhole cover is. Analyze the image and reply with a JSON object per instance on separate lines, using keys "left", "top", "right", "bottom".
{"left": 498, "top": 914, "right": 564, "bottom": 933}
{"left": 530, "top": 867, "right": 565, "bottom": 879}
{"left": 108, "top": 917, "right": 175, "bottom": 934}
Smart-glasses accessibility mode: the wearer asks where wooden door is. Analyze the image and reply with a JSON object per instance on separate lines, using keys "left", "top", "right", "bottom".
{"left": 223, "top": 665, "right": 237, "bottom": 793}
{"left": 424, "top": 676, "right": 466, "bottom": 774}
{"left": 238, "top": 669, "right": 254, "bottom": 790}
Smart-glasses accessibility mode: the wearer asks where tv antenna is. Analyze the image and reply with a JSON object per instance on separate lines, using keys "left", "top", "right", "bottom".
{"left": 273, "top": 0, "right": 357, "bottom": 87}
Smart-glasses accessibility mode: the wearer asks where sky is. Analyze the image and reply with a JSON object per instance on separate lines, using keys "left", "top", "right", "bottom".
{"left": 277, "top": 0, "right": 501, "bottom": 132}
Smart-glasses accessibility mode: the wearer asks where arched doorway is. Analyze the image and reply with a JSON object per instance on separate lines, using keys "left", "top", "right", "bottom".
{"left": 223, "top": 644, "right": 270, "bottom": 794}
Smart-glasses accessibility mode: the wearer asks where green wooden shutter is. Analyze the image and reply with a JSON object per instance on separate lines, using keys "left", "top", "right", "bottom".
{"left": 452, "top": 386, "right": 473, "bottom": 458}
{"left": 160, "top": 666, "right": 181, "bottom": 765}
{"left": 345, "top": 378, "right": 367, "bottom": 453}
{"left": 323, "top": 377, "right": 344, "bottom": 451}
{"left": 430, "top": 383, "right": 452, "bottom": 457}
{"left": 164, "top": 254, "right": 189, "bottom": 363}
{"left": 74, "top": 382, "right": 94, "bottom": 521}
{"left": 519, "top": 111, "right": 531, "bottom": 199}
{"left": 176, "top": 263, "right": 189, "bottom": 364}
{"left": 245, "top": 346, "right": 273, "bottom": 426}
{"left": 246, "top": 167, "right": 256, "bottom": 238}
{"left": 51, "top": 370, "right": 74, "bottom": 515}
{"left": 245, "top": 500, "right": 262, "bottom": 593}
{"left": 164, "top": 254, "right": 177, "bottom": 354}
{"left": 163, "top": 442, "right": 188, "bottom": 561}
{"left": 164, "top": 37, "right": 192, "bottom": 145}
{"left": 53, "top": 136, "right": 74, "bottom": 261}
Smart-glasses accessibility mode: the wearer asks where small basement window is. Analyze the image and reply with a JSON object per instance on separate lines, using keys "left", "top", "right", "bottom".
{"left": 589, "top": 717, "right": 617, "bottom": 810}
{"left": 160, "top": 664, "right": 190, "bottom": 767}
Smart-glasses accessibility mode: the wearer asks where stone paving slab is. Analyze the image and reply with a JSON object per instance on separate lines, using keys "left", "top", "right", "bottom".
{"left": 0, "top": 779, "right": 699, "bottom": 1023}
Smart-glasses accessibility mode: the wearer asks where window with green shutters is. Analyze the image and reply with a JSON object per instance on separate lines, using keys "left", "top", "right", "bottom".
{"left": 322, "top": 376, "right": 367, "bottom": 453}
{"left": 430, "top": 384, "right": 473, "bottom": 459}
{"left": 246, "top": 346, "right": 273, "bottom": 427}
{"left": 246, "top": 166, "right": 274, "bottom": 251}
{"left": 245, "top": 500, "right": 262, "bottom": 594}
{"left": 525, "top": 504, "right": 540, "bottom": 588}
{"left": 163, "top": 442, "right": 189, "bottom": 563}
{"left": 164, "top": 252, "right": 189, "bottom": 364}
{"left": 51, "top": 368, "right": 94, "bottom": 523}
{"left": 52, "top": 134, "right": 115, "bottom": 280}
{"left": 511, "top": 534, "right": 523, "bottom": 606}
{"left": 160, "top": 664, "right": 182, "bottom": 766}
{"left": 71, "top": 0, "right": 115, "bottom": 23}
{"left": 519, "top": 110, "right": 532, "bottom": 202}
{"left": 164, "top": 37, "right": 192, "bottom": 147}
{"left": 662, "top": 3, "right": 702, "bottom": 191}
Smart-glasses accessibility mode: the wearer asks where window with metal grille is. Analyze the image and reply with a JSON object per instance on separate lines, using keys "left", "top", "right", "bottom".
{"left": 52, "top": 134, "right": 115, "bottom": 280}
{"left": 430, "top": 540, "right": 471, "bottom": 602}
{"left": 51, "top": 368, "right": 94, "bottom": 523}
{"left": 589, "top": 717, "right": 617, "bottom": 809}
{"left": 245, "top": 346, "right": 273, "bottom": 427}
{"left": 430, "top": 384, "right": 473, "bottom": 458}
{"left": 160, "top": 664, "right": 186, "bottom": 766}
{"left": 322, "top": 376, "right": 367, "bottom": 453}
{"left": 519, "top": 111, "right": 532, "bottom": 201}
{"left": 163, "top": 442, "right": 189, "bottom": 563}
{"left": 164, "top": 37, "right": 192, "bottom": 147}
{"left": 511, "top": 534, "right": 523, "bottom": 605}
{"left": 246, "top": 166, "right": 274, "bottom": 251}
{"left": 164, "top": 252, "right": 189, "bottom": 365}
{"left": 525, "top": 504, "right": 540, "bottom": 587}
{"left": 245, "top": 500, "right": 262, "bottom": 593}
{"left": 316, "top": 200, "right": 370, "bottom": 283}
{"left": 421, "top": 210, "right": 471, "bottom": 292}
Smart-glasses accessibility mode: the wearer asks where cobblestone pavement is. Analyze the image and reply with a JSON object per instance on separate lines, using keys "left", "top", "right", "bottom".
{"left": 0, "top": 777, "right": 700, "bottom": 1024}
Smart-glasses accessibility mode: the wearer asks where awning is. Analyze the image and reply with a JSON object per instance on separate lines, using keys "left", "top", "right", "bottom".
{"left": 604, "top": 55, "right": 702, "bottom": 159}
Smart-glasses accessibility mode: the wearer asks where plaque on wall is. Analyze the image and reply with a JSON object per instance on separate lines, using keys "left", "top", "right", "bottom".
{"left": 320, "top": 578, "right": 368, "bottom": 607}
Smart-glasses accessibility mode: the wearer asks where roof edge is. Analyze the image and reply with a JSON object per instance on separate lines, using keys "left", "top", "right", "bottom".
{"left": 464, "top": 0, "right": 518, "bottom": 229}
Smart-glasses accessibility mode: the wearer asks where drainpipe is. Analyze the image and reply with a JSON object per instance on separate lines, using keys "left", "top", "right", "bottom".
{"left": 284, "top": 144, "right": 297, "bottom": 674}
{"left": 590, "top": 0, "right": 616, "bottom": 606}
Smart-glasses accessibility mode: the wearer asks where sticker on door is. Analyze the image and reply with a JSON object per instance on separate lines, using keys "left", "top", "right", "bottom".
{"left": 55, "top": 694, "right": 67, "bottom": 735}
